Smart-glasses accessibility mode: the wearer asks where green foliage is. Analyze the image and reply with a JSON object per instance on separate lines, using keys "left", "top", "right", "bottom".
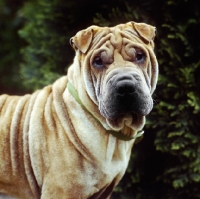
{"left": 0, "top": 0, "right": 25, "bottom": 94}
{"left": 146, "top": 2, "right": 200, "bottom": 196}
{"left": 19, "top": 0, "right": 74, "bottom": 90}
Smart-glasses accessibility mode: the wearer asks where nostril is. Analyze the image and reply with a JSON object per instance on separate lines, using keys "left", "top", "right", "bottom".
{"left": 117, "top": 84, "right": 135, "bottom": 96}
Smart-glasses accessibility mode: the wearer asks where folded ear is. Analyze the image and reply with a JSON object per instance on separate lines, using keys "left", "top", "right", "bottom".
{"left": 70, "top": 28, "right": 93, "bottom": 53}
{"left": 132, "top": 21, "right": 156, "bottom": 47}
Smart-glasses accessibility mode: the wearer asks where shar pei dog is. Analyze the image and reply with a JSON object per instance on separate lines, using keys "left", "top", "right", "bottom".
{"left": 0, "top": 21, "right": 158, "bottom": 199}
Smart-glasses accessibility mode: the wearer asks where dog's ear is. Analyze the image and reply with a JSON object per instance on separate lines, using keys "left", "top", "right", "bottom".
{"left": 70, "top": 28, "right": 93, "bottom": 54}
{"left": 132, "top": 22, "right": 156, "bottom": 46}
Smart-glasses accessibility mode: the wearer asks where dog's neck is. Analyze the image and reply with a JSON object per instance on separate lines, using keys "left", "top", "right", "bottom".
{"left": 67, "top": 81, "right": 144, "bottom": 142}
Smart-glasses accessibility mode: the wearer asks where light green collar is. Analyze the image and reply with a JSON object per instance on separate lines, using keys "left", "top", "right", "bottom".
{"left": 67, "top": 81, "right": 144, "bottom": 142}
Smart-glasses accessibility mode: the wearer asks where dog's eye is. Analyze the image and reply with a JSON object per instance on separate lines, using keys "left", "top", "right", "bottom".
{"left": 93, "top": 56, "right": 104, "bottom": 69}
{"left": 135, "top": 51, "right": 145, "bottom": 63}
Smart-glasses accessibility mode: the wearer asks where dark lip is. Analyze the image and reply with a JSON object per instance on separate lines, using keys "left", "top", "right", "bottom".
{"left": 105, "top": 112, "right": 143, "bottom": 127}
{"left": 103, "top": 111, "right": 141, "bottom": 121}
{"left": 99, "top": 98, "right": 151, "bottom": 120}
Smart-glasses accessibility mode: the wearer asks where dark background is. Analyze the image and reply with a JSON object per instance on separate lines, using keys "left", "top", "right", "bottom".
{"left": 0, "top": 0, "right": 200, "bottom": 198}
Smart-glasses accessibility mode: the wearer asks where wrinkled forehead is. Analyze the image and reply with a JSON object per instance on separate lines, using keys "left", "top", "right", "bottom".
{"left": 91, "top": 23, "right": 143, "bottom": 49}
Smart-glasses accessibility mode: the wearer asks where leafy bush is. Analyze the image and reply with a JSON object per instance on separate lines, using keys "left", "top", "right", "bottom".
{"left": 146, "top": 2, "right": 200, "bottom": 197}
{"left": 0, "top": 0, "right": 25, "bottom": 94}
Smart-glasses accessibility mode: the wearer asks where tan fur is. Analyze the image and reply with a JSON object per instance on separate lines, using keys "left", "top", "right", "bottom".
{"left": 0, "top": 22, "right": 158, "bottom": 199}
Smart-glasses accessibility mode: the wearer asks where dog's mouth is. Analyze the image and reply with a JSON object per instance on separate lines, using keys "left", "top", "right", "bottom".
{"left": 100, "top": 98, "right": 148, "bottom": 130}
{"left": 98, "top": 70, "right": 153, "bottom": 130}
{"left": 100, "top": 94, "right": 152, "bottom": 118}
{"left": 105, "top": 112, "right": 145, "bottom": 131}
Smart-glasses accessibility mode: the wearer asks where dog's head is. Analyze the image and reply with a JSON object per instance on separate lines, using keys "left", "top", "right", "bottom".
{"left": 70, "top": 22, "right": 158, "bottom": 131}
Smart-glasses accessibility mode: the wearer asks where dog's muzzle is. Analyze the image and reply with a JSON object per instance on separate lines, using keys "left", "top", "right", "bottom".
{"left": 99, "top": 69, "right": 153, "bottom": 120}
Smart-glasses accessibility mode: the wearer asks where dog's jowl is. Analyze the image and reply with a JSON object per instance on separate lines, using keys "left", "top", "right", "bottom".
{"left": 0, "top": 22, "right": 158, "bottom": 199}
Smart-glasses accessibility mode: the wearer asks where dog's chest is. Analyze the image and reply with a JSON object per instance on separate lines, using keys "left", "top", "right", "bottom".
{"left": 83, "top": 139, "right": 133, "bottom": 198}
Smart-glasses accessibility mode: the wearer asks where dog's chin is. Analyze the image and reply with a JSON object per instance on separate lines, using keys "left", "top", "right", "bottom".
{"left": 105, "top": 113, "right": 146, "bottom": 131}
{"left": 99, "top": 102, "right": 147, "bottom": 131}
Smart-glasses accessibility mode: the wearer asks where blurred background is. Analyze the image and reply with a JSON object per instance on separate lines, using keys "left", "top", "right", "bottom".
{"left": 0, "top": 0, "right": 200, "bottom": 198}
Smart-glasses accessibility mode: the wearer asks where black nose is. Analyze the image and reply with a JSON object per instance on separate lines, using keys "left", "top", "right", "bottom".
{"left": 116, "top": 82, "right": 135, "bottom": 96}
